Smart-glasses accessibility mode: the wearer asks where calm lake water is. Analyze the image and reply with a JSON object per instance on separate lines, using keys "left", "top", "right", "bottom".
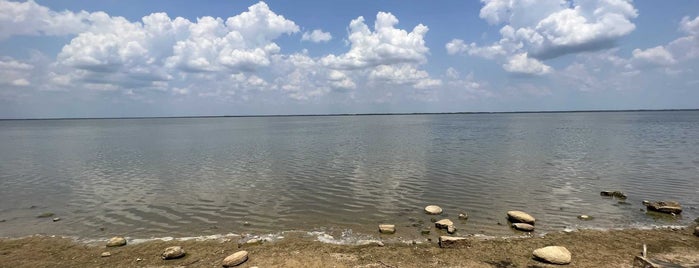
{"left": 1, "top": 111, "right": 698, "bottom": 241}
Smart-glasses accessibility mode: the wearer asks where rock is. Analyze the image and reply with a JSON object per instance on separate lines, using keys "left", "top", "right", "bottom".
{"left": 578, "top": 215, "right": 592, "bottom": 220}
{"left": 601, "top": 191, "right": 627, "bottom": 199}
{"left": 644, "top": 201, "right": 682, "bottom": 214}
{"left": 435, "top": 219, "right": 454, "bottom": 229}
{"left": 458, "top": 213, "right": 468, "bottom": 220}
{"left": 447, "top": 225, "right": 456, "bottom": 234}
{"left": 161, "top": 246, "right": 186, "bottom": 260}
{"left": 379, "top": 224, "right": 396, "bottom": 234}
{"left": 438, "top": 236, "right": 470, "bottom": 248}
{"left": 425, "top": 205, "right": 443, "bottom": 215}
{"left": 106, "top": 236, "right": 127, "bottom": 247}
{"left": 632, "top": 256, "right": 661, "bottom": 268}
{"left": 421, "top": 229, "right": 430, "bottom": 235}
{"left": 507, "top": 211, "right": 535, "bottom": 225}
{"left": 243, "top": 221, "right": 250, "bottom": 226}
{"left": 100, "top": 252, "right": 111, "bottom": 257}
{"left": 532, "top": 246, "right": 572, "bottom": 265}
{"left": 694, "top": 226, "right": 699, "bottom": 237}
{"left": 222, "top": 250, "right": 249, "bottom": 267}
{"left": 36, "top": 212, "right": 54, "bottom": 218}
{"left": 512, "top": 223, "right": 535, "bottom": 232}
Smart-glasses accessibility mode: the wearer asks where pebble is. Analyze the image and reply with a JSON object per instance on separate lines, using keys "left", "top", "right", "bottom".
{"left": 447, "top": 225, "right": 456, "bottom": 234}
{"left": 106, "top": 236, "right": 127, "bottom": 247}
{"left": 512, "top": 223, "right": 535, "bottom": 232}
{"left": 379, "top": 224, "right": 396, "bottom": 234}
{"left": 435, "top": 219, "right": 454, "bottom": 229}
{"left": 532, "top": 246, "right": 572, "bottom": 265}
{"left": 52, "top": 217, "right": 61, "bottom": 222}
{"left": 578, "top": 215, "right": 592, "bottom": 220}
{"left": 424, "top": 205, "right": 443, "bottom": 215}
{"left": 100, "top": 252, "right": 111, "bottom": 257}
{"left": 694, "top": 226, "right": 699, "bottom": 237}
{"left": 222, "top": 250, "right": 249, "bottom": 267}
{"left": 421, "top": 229, "right": 430, "bottom": 235}
{"left": 507, "top": 211, "right": 535, "bottom": 224}
{"left": 458, "top": 213, "right": 468, "bottom": 220}
{"left": 161, "top": 246, "right": 186, "bottom": 260}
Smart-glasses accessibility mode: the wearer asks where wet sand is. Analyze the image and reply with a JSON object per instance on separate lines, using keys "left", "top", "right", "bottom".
{"left": 1, "top": 226, "right": 698, "bottom": 267}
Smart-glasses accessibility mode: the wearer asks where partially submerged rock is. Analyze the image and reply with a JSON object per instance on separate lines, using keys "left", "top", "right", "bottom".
{"left": 447, "top": 225, "right": 456, "bottom": 234}
{"left": 601, "top": 191, "right": 627, "bottom": 199}
{"left": 435, "top": 219, "right": 454, "bottom": 229}
{"left": 378, "top": 224, "right": 396, "bottom": 234}
{"left": 161, "top": 246, "right": 185, "bottom": 260}
{"left": 644, "top": 201, "right": 682, "bottom": 214}
{"left": 507, "top": 211, "right": 535, "bottom": 225}
{"left": 438, "top": 236, "right": 470, "bottom": 248}
{"left": 222, "top": 250, "right": 249, "bottom": 267}
{"left": 578, "top": 215, "right": 592, "bottom": 220}
{"left": 106, "top": 236, "right": 127, "bottom": 247}
{"left": 458, "top": 213, "right": 468, "bottom": 220}
{"left": 533, "top": 246, "right": 572, "bottom": 265}
{"left": 512, "top": 223, "right": 535, "bottom": 232}
{"left": 424, "top": 205, "right": 443, "bottom": 215}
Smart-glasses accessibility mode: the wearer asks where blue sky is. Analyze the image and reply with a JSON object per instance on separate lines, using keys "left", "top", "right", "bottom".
{"left": 0, "top": 0, "right": 698, "bottom": 118}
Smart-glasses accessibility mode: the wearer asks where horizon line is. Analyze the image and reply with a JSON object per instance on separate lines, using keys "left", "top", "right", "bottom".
{"left": 1, "top": 108, "right": 698, "bottom": 121}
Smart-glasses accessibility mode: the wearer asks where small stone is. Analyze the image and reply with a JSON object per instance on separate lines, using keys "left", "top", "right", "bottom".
{"left": 243, "top": 221, "right": 250, "bottom": 226}
{"left": 578, "top": 215, "right": 592, "bottom": 220}
{"left": 425, "top": 205, "right": 443, "bottom": 215}
{"left": 694, "top": 226, "right": 699, "bottom": 237}
{"left": 435, "top": 219, "right": 454, "bottom": 229}
{"left": 512, "top": 223, "right": 535, "bottom": 232}
{"left": 458, "top": 213, "right": 468, "bottom": 220}
{"left": 136, "top": 258, "right": 143, "bottom": 262}
{"left": 161, "top": 246, "right": 186, "bottom": 260}
{"left": 644, "top": 201, "right": 682, "bottom": 214}
{"left": 245, "top": 238, "right": 262, "bottom": 245}
{"left": 222, "top": 250, "right": 249, "bottom": 267}
{"left": 532, "top": 246, "right": 572, "bottom": 265}
{"left": 106, "top": 236, "right": 127, "bottom": 247}
{"left": 507, "top": 211, "right": 535, "bottom": 224}
{"left": 438, "top": 236, "right": 470, "bottom": 248}
{"left": 447, "top": 225, "right": 456, "bottom": 234}
{"left": 379, "top": 224, "right": 396, "bottom": 234}
{"left": 601, "top": 191, "right": 627, "bottom": 199}
{"left": 52, "top": 217, "right": 61, "bottom": 222}
{"left": 37, "top": 212, "right": 54, "bottom": 218}
{"left": 100, "top": 252, "right": 111, "bottom": 257}
{"left": 421, "top": 229, "right": 430, "bottom": 235}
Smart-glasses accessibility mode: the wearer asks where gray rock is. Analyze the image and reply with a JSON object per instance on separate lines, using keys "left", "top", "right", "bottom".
{"left": 645, "top": 201, "right": 682, "bottom": 214}
{"left": 161, "top": 246, "right": 185, "bottom": 260}
{"left": 532, "top": 246, "right": 572, "bottom": 265}
{"left": 379, "top": 224, "right": 396, "bottom": 234}
{"left": 106, "top": 236, "right": 127, "bottom": 247}
{"left": 438, "top": 236, "right": 470, "bottom": 248}
{"left": 424, "top": 205, "right": 443, "bottom": 215}
{"left": 222, "top": 250, "right": 249, "bottom": 267}
{"left": 507, "top": 211, "right": 535, "bottom": 224}
{"left": 512, "top": 223, "right": 535, "bottom": 232}
{"left": 435, "top": 219, "right": 454, "bottom": 229}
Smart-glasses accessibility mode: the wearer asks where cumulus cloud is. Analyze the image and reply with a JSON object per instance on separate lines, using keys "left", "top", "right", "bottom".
{"left": 450, "top": 0, "right": 638, "bottom": 74}
{"left": 320, "top": 12, "right": 429, "bottom": 69}
{"left": 631, "top": 46, "right": 676, "bottom": 67}
{"left": 0, "top": 0, "right": 92, "bottom": 40}
{"left": 302, "top": 29, "right": 332, "bottom": 43}
{"left": 0, "top": 57, "right": 34, "bottom": 87}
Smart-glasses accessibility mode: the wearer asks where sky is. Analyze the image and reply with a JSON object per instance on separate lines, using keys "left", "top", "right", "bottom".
{"left": 0, "top": 0, "right": 698, "bottom": 118}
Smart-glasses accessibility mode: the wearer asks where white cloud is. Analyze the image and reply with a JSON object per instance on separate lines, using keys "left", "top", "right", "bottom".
{"left": 0, "top": 57, "right": 34, "bottom": 87}
{"left": 320, "top": 12, "right": 429, "bottom": 69}
{"left": 369, "top": 64, "right": 441, "bottom": 89}
{"left": 631, "top": 46, "right": 676, "bottom": 67}
{"left": 302, "top": 29, "right": 332, "bottom": 43}
{"left": 452, "top": 0, "right": 638, "bottom": 73}
{"left": 0, "top": 0, "right": 92, "bottom": 40}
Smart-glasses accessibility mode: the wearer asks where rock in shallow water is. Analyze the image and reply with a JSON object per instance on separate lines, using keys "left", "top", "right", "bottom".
{"left": 106, "top": 236, "right": 126, "bottom": 247}
{"left": 644, "top": 201, "right": 682, "bottom": 214}
{"left": 222, "top": 250, "right": 249, "bottom": 267}
{"left": 578, "top": 215, "right": 592, "bottom": 220}
{"left": 507, "top": 211, "right": 535, "bottom": 224}
{"left": 378, "top": 224, "right": 396, "bottom": 234}
{"left": 458, "top": 213, "right": 468, "bottom": 220}
{"left": 435, "top": 219, "right": 454, "bottom": 229}
{"left": 447, "top": 225, "right": 456, "bottom": 234}
{"left": 512, "top": 223, "right": 535, "bottom": 232}
{"left": 424, "top": 205, "right": 443, "bottom": 215}
{"left": 533, "top": 246, "right": 572, "bottom": 265}
{"left": 161, "top": 246, "right": 185, "bottom": 260}
{"left": 600, "top": 191, "right": 627, "bottom": 199}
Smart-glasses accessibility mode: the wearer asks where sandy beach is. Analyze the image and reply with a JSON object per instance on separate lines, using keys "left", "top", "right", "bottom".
{"left": 1, "top": 226, "right": 698, "bottom": 268}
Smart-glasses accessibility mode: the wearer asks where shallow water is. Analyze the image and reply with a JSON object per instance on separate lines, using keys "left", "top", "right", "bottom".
{"left": 0, "top": 111, "right": 698, "bottom": 239}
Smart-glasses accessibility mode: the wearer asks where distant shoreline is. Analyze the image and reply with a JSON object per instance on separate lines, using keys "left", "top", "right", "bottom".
{"left": 1, "top": 108, "right": 698, "bottom": 121}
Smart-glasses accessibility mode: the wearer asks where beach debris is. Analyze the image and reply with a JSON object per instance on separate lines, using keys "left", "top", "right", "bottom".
{"left": 643, "top": 200, "right": 682, "bottom": 214}
{"left": 512, "top": 223, "right": 535, "bottom": 232}
{"left": 532, "top": 246, "right": 572, "bottom": 265}
{"left": 507, "top": 211, "right": 536, "bottom": 225}
{"left": 578, "top": 215, "right": 592, "bottom": 220}
{"left": 424, "top": 205, "right": 443, "bottom": 215}
{"left": 458, "top": 213, "right": 469, "bottom": 220}
{"left": 52, "top": 217, "right": 61, "bottom": 222}
{"left": 379, "top": 224, "right": 396, "bottom": 234}
{"left": 106, "top": 236, "right": 127, "bottom": 247}
{"left": 100, "top": 252, "right": 111, "bottom": 257}
{"left": 435, "top": 219, "right": 454, "bottom": 229}
{"left": 222, "top": 250, "right": 249, "bottom": 267}
{"left": 694, "top": 226, "right": 699, "bottom": 237}
{"left": 447, "top": 225, "right": 457, "bottom": 234}
{"left": 438, "top": 236, "right": 470, "bottom": 248}
{"left": 36, "top": 212, "right": 54, "bottom": 218}
{"left": 600, "top": 191, "right": 627, "bottom": 199}
{"left": 161, "top": 246, "right": 186, "bottom": 260}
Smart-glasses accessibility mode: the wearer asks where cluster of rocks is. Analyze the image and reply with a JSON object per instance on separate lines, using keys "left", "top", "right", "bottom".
{"left": 507, "top": 210, "right": 535, "bottom": 232}
{"left": 100, "top": 236, "right": 250, "bottom": 266}
{"left": 643, "top": 200, "right": 683, "bottom": 215}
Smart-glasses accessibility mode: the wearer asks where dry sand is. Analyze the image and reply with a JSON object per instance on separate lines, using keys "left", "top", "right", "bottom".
{"left": 1, "top": 227, "right": 698, "bottom": 267}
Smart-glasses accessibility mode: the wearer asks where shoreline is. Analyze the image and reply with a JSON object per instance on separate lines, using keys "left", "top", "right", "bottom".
{"left": 1, "top": 225, "right": 697, "bottom": 267}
